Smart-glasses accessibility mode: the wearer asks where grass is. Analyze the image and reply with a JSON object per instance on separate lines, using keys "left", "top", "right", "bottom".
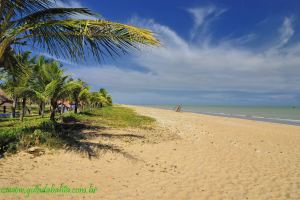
{"left": 78, "top": 105, "right": 155, "bottom": 128}
{"left": 0, "top": 117, "right": 62, "bottom": 155}
{"left": 0, "top": 105, "right": 155, "bottom": 156}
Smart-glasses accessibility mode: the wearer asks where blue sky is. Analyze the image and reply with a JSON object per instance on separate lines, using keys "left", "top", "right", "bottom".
{"left": 54, "top": 0, "right": 300, "bottom": 105}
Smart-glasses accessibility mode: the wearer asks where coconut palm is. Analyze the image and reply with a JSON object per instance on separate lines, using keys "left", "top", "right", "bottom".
{"left": 0, "top": 0, "right": 160, "bottom": 72}
{"left": 29, "top": 57, "right": 69, "bottom": 120}
{"left": 99, "top": 88, "right": 108, "bottom": 99}
{"left": 89, "top": 92, "right": 103, "bottom": 108}
{"left": 106, "top": 95, "right": 113, "bottom": 106}
{"left": 1, "top": 51, "right": 35, "bottom": 119}
{"left": 99, "top": 88, "right": 112, "bottom": 106}
{"left": 14, "top": 52, "right": 36, "bottom": 121}
{"left": 48, "top": 77, "right": 71, "bottom": 121}
{"left": 0, "top": 53, "right": 22, "bottom": 117}
{"left": 78, "top": 87, "right": 91, "bottom": 111}
{"left": 68, "top": 79, "right": 89, "bottom": 113}
{"left": 40, "top": 62, "right": 71, "bottom": 121}
{"left": 29, "top": 55, "right": 53, "bottom": 117}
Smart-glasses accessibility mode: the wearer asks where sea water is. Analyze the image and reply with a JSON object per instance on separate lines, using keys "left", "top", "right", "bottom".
{"left": 142, "top": 105, "right": 300, "bottom": 126}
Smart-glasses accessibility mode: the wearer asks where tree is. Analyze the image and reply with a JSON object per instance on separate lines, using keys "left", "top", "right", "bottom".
{"left": 41, "top": 62, "right": 71, "bottom": 121}
{"left": 0, "top": 0, "right": 160, "bottom": 73}
{"left": 99, "top": 88, "right": 108, "bottom": 99}
{"left": 1, "top": 51, "right": 35, "bottom": 120}
{"left": 99, "top": 88, "right": 112, "bottom": 106}
{"left": 77, "top": 87, "right": 91, "bottom": 111}
{"left": 107, "top": 95, "right": 113, "bottom": 106}
{"left": 14, "top": 52, "right": 35, "bottom": 121}
{"left": 29, "top": 56, "right": 53, "bottom": 117}
{"left": 89, "top": 92, "right": 102, "bottom": 108}
{"left": 68, "top": 79, "right": 89, "bottom": 113}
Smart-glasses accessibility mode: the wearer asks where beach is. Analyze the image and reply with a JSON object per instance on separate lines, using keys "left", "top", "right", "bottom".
{"left": 1, "top": 105, "right": 300, "bottom": 200}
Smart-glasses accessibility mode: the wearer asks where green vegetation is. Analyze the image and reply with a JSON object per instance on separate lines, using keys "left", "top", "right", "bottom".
{"left": 0, "top": 0, "right": 159, "bottom": 120}
{"left": 0, "top": 116, "right": 61, "bottom": 155}
{"left": 0, "top": 1, "right": 160, "bottom": 158}
{"left": 0, "top": 0, "right": 160, "bottom": 72}
{"left": 1, "top": 53, "right": 114, "bottom": 121}
{"left": 0, "top": 106, "right": 155, "bottom": 156}
{"left": 77, "top": 106, "right": 155, "bottom": 128}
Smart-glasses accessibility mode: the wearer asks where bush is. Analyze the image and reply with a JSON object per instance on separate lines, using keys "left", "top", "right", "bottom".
{"left": 0, "top": 119, "right": 62, "bottom": 155}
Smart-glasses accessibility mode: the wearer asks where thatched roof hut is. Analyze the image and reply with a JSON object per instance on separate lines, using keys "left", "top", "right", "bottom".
{"left": 0, "top": 89, "right": 13, "bottom": 106}
{"left": 57, "top": 100, "right": 71, "bottom": 108}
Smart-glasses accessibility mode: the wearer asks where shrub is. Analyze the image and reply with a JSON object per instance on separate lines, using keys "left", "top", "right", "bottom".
{"left": 0, "top": 119, "right": 62, "bottom": 155}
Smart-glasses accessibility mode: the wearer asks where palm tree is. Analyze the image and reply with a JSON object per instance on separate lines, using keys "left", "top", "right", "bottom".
{"left": 99, "top": 88, "right": 112, "bottom": 106}
{"left": 99, "top": 88, "right": 108, "bottom": 99}
{"left": 29, "top": 57, "right": 69, "bottom": 120}
{"left": 14, "top": 52, "right": 36, "bottom": 121}
{"left": 40, "top": 62, "right": 71, "bottom": 121}
{"left": 0, "top": 57, "right": 20, "bottom": 117}
{"left": 1, "top": 51, "right": 35, "bottom": 119}
{"left": 106, "top": 95, "right": 113, "bottom": 106}
{"left": 89, "top": 92, "right": 102, "bottom": 108}
{"left": 0, "top": 0, "right": 160, "bottom": 72}
{"left": 29, "top": 55, "right": 53, "bottom": 117}
{"left": 68, "top": 79, "right": 89, "bottom": 113}
{"left": 78, "top": 86, "right": 91, "bottom": 111}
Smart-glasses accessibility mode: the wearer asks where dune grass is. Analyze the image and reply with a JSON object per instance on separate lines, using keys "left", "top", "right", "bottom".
{"left": 78, "top": 105, "right": 155, "bottom": 128}
{"left": 0, "top": 106, "right": 155, "bottom": 156}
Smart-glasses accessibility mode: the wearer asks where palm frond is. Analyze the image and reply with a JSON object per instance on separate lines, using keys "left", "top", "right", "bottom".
{"left": 0, "top": 0, "right": 160, "bottom": 71}
{"left": 1, "top": 47, "right": 28, "bottom": 78}
{"left": 0, "top": 0, "right": 54, "bottom": 20}
{"left": 12, "top": 8, "right": 97, "bottom": 25}
{"left": 44, "top": 78, "right": 61, "bottom": 99}
{"left": 13, "top": 19, "right": 160, "bottom": 62}
{"left": 14, "top": 86, "right": 36, "bottom": 98}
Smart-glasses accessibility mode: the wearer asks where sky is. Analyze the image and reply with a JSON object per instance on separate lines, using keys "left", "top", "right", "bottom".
{"left": 53, "top": 0, "right": 300, "bottom": 105}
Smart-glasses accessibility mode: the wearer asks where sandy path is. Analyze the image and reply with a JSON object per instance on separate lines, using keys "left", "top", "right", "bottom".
{"left": 1, "top": 105, "right": 300, "bottom": 200}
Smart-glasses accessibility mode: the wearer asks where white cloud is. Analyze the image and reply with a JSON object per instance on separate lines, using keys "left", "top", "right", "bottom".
{"left": 67, "top": 13, "right": 300, "bottom": 105}
{"left": 220, "top": 33, "right": 256, "bottom": 47}
{"left": 187, "top": 5, "right": 226, "bottom": 40}
{"left": 277, "top": 16, "right": 295, "bottom": 48}
{"left": 55, "top": 0, "right": 83, "bottom": 8}
{"left": 54, "top": 0, "right": 98, "bottom": 20}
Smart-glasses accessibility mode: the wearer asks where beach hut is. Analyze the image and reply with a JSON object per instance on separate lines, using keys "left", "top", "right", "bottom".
{"left": 0, "top": 89, "right": 13, "bottom": 115}
{"left": 57, "top": 100, "right": 72, "bottom": 113}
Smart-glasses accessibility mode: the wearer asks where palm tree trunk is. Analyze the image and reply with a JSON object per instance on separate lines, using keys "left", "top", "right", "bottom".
{"left": 50, "top": 108, "right": 56, "bottom": 121}
{"left": 20, "top": 97, "right": 26, "bottom": 121}
{"left": 27, "top": 100, "right": 31, "bottom": 115}
{"left": 74, "top": 100, "right": 78, "bottom": 113}
{"left": 11, "top": 96, "right": 17, "bottom": 118}
{"left": 50, "top": 101, "right": 57, "bottom": 121}
{"left": 27, "top": 105, "right": 31, "bottom": 115}
{"left": 38, "top": 102, "right": 42, "bottom": 115}
{"left": 41, "top": 102, "right": 45, "bottom": 118}
{"left": 60, "top": 105, "right": 64, "bottom": 115}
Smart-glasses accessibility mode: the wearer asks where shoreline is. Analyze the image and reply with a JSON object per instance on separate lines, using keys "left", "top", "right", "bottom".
{"left": 129, "top": 104, "right": 300, "bottom": 126}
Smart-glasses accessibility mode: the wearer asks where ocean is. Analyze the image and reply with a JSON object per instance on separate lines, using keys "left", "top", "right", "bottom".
{"left": 142, "top": 105, "right": 300, "bottom": 126}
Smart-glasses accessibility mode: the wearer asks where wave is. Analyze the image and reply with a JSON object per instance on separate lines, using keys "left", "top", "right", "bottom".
{"left": 194, "top": 111, "right": 300, "bottom": 125}
{"left": 143, "top": 105, "right": 300, "bottom": 126}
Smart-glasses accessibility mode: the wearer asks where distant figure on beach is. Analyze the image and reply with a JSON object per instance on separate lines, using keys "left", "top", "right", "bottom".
{"left": 175, "top": 105, "right": 182, "bottom": 112}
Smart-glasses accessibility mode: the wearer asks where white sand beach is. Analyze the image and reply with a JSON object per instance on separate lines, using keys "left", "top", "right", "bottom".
{"left": 0, "top": 105, "right": 300, "bottom": 200}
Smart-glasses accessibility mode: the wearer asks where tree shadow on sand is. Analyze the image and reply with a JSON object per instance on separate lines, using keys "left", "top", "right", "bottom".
{"left": 58, "top": 121, "right": 140, "bottom": 161}
{"left": 0, "top": 115, "right": 145, "bottom": 161}
{"left": 97, "top": 133, "right": 145, "bottom": 139}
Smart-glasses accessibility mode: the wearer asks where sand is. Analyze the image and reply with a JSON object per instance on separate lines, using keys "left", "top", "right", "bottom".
{"left": 0, "top": 105, "right": 300, "bottom": 200}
